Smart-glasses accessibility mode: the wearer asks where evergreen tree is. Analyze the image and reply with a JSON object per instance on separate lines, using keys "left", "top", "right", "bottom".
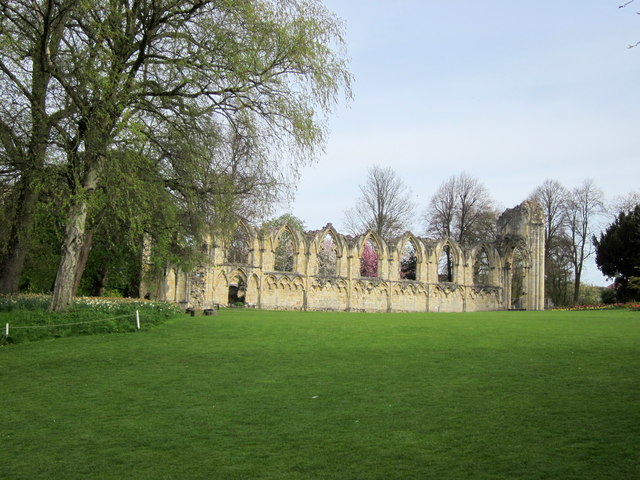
{"left": 594, "top": 205, "right": 640, "bottom": 301}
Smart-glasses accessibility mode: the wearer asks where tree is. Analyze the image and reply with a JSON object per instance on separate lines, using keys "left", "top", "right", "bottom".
{"left": 565, "top": 179, "right": 605, "bottom": 304}
{"left": 423, "top": 172, "right": 496, "bottom": 245}
{"left": 360, "top": 239, "right": 378, "bottom": 277}
{"left": 0, "top": 0, "right": 72, "bottom": 293}
{"left": 399, "top": 242, "right": 417, "bottom": 280}
{"left": 72, "top": 149, "right": 180, "bottom": 297}
{"left": 317, "top": 234, "right": 337, "bottom": 276}
{"left": 262, "top": 214, "right": 306, "bottom": 232}
{"left": 545, "top": 235, "right": 573, "bottom": 307}
{"left": 594, "top": 205, "right": 640, "bottom": 302}
{"left": 611, "top": 190, "right": 640, "bottom": 216}
{"left": 528, "top": 179, "right": 572, "bottom": 306}
{"left": 423, "top": 172, "right": 496, "bottom": 282}
{"left": 37, "top": 0, "right": 350, "bottom": 311}
{"left": 529, "top": 180, "right": 568, "bottom": 255}
{"left": 344, "top": 165, "right": 415, "bottom": 240}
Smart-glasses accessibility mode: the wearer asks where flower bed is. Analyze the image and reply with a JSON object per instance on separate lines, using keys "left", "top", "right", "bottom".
{"left": 552, "top": 303, "right": 640, "bottom": 311}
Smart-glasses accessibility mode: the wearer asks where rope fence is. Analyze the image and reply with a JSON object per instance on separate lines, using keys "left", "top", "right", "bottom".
{"left": 4, "top": 310, "right": 141, "bottom": 337}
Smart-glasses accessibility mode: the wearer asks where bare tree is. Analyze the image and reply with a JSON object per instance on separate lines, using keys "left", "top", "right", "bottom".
{"left": 424, "top": 176, "right": 456, "bottom": 240}
{"left": 344, "top": 165, "right": 416, "bottom": 240}
{"left": 528, "top": 179, "right": 571, "bottom": 306}
{"left": 423, "top": 172, "right": 496, "bottom": 285}
{"left": 610, "top": 190, "right": 640, "bottom": 215}
{"left": 565, "top": 179, "right": 605, "bottom": 304}
{"left": 619, "top": 0, "right": 640, "bottom": 48}
{"left": 423, "top": 172, "right": 496, "bottom": 245}
{"left": 529, "top": 179, "right": 568, "bottom": 252}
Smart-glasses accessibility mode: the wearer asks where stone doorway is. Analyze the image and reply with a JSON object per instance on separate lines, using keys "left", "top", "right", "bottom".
{"left": 228, "top": 277, "right": 246, "bottom": 306}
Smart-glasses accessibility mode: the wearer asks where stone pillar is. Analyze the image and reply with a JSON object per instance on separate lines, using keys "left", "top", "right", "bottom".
{"left": 528, "top": 205, "right": 546, "bottom": 310}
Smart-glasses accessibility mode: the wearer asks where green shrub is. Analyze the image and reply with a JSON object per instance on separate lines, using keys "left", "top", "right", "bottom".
{"left": 601, "top": 288, "right": 617, "bottom": 304}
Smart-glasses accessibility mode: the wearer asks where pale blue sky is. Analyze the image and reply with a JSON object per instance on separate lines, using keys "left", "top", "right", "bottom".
{"left": 278, "top": 1, "right": 640, "bottom": 285}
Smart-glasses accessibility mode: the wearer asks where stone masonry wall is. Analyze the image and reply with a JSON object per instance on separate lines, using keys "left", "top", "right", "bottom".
{"left": 144, "top": 201, "right": 545, "bottom": 313}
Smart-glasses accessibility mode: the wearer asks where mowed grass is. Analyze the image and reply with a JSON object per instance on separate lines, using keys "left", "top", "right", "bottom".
{"left": 1, "top": 309, "right": 639, "bottom": 480}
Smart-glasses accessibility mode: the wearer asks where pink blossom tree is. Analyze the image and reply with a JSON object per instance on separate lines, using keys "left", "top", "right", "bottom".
{"left": 360, "top": 239, "right": 378, "bottom": 277}
{"left": 318, "top": 235, "right": 337, "bottom": 276}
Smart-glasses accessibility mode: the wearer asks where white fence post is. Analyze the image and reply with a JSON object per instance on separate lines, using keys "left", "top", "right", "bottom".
{"left": 135, "top": 310, "right": 140, "bottom": 329}
{"left": 4, "top": 323, "right": 8, "bottom": 337}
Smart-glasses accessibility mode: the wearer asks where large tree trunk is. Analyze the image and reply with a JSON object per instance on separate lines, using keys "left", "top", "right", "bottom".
{"left": 50, "top": 199, "right": 91, "bottom": 311}
{"left": 72, "top": 230, "right": 94, "bottom": 297}
{"left": 0, "top": 54, "right": 51, "bottom": 293}
{"left": 0, "top": 177, "right": 40, "bottom": 293}
{"left": 50, "top": 165, "right": 100, "bottom": 312}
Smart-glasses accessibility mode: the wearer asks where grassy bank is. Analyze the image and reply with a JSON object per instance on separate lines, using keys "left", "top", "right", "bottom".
{"left": 1, "top": 309, "right": 639, "bottom": 479}
{"left": 0, "top": 295, "right": 180, "bottom": 344}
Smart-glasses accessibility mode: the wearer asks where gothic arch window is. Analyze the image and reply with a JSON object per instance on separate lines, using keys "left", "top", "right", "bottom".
{"left": 274, "top": 229, "right": 295, "bottom": 272}
{"left": 399, "top": 240, "right": 417, "bottom": 280}
{"left": 226, "top": 225, "right": 251, "bottom": 264}
{"left": 438, "top": 244, "right": 454, "bottom": 282}
{"left": 318, "top": 233, "right": 337, "bottom": 276}
{"left": 360, "top": 238, "right": 379, "bottom": 278}
{"left": 473, "top": 248, "right": 490, "bottom": 285}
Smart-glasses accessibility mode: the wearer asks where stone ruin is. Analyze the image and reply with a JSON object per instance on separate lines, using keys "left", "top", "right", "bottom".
{"left": 142, "top": 201, "right": 545, "bottom": 312}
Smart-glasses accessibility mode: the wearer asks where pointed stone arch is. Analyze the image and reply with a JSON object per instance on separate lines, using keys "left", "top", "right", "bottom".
{"left": 510, "top": 245, "right": 529, "bottom": 309}
{"left": 315, "top": 225, "right": 342, "bottom": 276}
{"left": 397, "top": 233, "right": 422, "bottom": 281}
{"left": 271, "top": 223, "right": 304, "bottom": 273}
{"left": 292, "top": 276, "right": 305, "bottom": 291}
{"left": 246, "top": 274, "right": 260, "bottom": 307}
{"left": 315, "top": 224, "right": 345, "bottom": 255}
{"left": 359, "top": 232, "right": 385, "bottom": 278}
{"left": 500, "top": 239, "right": 532, "bottom": 309}
{"left": 225, "top": 220, "right": 254, "bottom": 265}
{"left": 472, "top": 246, "right": 491, "bottom": 285}
{"left": 436, "top": 239, "right": 462, "bottom": 283}
{"left": 227, "top": 269, "right": 248, "bottom": 305}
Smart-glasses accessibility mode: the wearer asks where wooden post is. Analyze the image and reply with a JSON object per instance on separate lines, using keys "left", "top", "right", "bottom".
{"left": 135, "top": 310, "right": 140, "bottom": 329}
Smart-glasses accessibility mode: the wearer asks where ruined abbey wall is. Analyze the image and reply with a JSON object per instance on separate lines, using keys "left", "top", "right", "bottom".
{"left": 144, "top": 201, "right": 545, "bottom": 313}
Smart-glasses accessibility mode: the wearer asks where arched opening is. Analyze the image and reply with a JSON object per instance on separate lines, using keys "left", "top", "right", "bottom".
{"left": 226, "top": 225, "right": 251, "bottom": 264}
{"left": 473, "top": 248, "right": 490, "bottom": 285}
{"left": 360, "top": 238, "right": 378, "bottom": 278}
{"left": 511, "top": 248, "right": 526, "bottom": 309}
{"left": 318, "top": 233, "right": 337, "bottom": 276}
{"left": 274, "top": 229, "right": 294, "bottom": 272}
{"left": 438, "top": 244, "right": 454, "bottom": 282}
{"left": 228, "top": 275, "right": 246, "bottom": 306}
{"left": 399, "top": 240, "right": 417, "bottom": 280}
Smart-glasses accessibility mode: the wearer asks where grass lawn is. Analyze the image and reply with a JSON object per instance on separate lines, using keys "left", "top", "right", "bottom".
{"left": 1, "top": 309, "right": 639, "bottom": 479}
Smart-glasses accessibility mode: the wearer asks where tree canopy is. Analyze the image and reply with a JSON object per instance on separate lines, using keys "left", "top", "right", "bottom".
{"left": 0, "top": 0, "right": 352, "bottom": 310}
{"left": 594, "top": 205, "right": 640, "bottom": 301}
{"left": 422, "top": 172, "right": 496, "bottom": 245}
